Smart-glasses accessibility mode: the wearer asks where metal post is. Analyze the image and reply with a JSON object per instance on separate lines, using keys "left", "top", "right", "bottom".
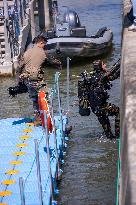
{"left": 56, "top": 74, "right": 64, "bottom": 147}
{"left": 14, "top": 0, "right": 20, "bottom": 37}
{"left": 3, "top": 0, "right": 11, "bottom": 62}
{"left": 67, "top": 57, "right": 70, "bottom": 112}
{"left": 29, "top": 0, "right": 36, "bottom": 39}
{"left": 43, "top": 111, "right": 54, "bottom": 200}
{"left": 17, "top": 0, "right": 22, "bottom": 28}
{"left": 20, "top": 0, "right": 25, "bottom": 26}
{"left": 34, "top": 139, "right": 43, "bottom": 205}
{"left": 37, "top": 0, "right": 45, "bottom": 29}
{"left": 50, "top": 96, "right": 60, "bottom": 179}
{"left": 38, "top": 0, "right": 50, "bottom": 30}
{"left": 44, "top": 0, "right": 51, "bottom": 29}
{"left": 19, "top": 177, "right": 26, "bottom": 205}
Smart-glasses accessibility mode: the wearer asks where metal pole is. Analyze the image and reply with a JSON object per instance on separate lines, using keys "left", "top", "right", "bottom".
{"left": 18, "top": 0, "right": 22, "bottom": 28}
{"left": 56, "top": 74, "right": 64, "bottom": 147}
{"left": 29, "top": 0, "right": 36, "bottom": 39}
{"left": 3, "top": 0, "right": 11, "bottom": 62}
{"left": 34, "top": 139, "right": 43, "bottom": 205}
{"left": 50, "top": 96, "right": 60, "bottom": 179}
{"left": 20, "top": 0, "right": 25, "bottom": 26}
{"left": 43, "top": 111, "right": 54, "bottom": 200}
{"left": 67, "top": 57, "right": 70, "bottom": 112}
{"left": 44, "top": 0, "right": 51, "bottom": 29}
{"left": 19, "top": 177, "right": 26, "bottom": 205}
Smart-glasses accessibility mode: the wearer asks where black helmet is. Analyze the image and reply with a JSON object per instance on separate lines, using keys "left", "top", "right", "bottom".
{"left": 93, "top": 60, "right": 102, "bottom": 72}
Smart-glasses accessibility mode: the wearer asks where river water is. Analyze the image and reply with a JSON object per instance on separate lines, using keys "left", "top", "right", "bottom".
{"left": 0, "top": 0, "right": 122, "bottom": 204}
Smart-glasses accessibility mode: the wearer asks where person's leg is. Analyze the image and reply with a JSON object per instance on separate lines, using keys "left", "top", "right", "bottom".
{"left": 128, "top": 0, "right": 136, "bottom": 30}
{"left": 104, "top": 103, "right": 120, "bottom": 138}
{"left": 24, "top": 80, "right": 41, "bottom": 125}
{"left": 94, "top": 108, "right": 114, "bottom": 139}
{"left": 97, "top": 114, "right": 114, "bottom": 139}
{"left": 26, "top": 82, "right": 39, "bottom": 112}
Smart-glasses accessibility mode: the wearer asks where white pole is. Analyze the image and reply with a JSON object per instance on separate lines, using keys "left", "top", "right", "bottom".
{"left": 56, "top": 73, "right": 64, "bottom": 147}
{"left": 50, "top": 95, "right": 60, "bottom": 179}
{"left": 19, "top": 177, "right": 26, "bottom": 205}
{"left": 34, "top": 139, "right": 43, "bottom": 205}
{"left": 67, "top": 57, "right": 71, "bottom": 113}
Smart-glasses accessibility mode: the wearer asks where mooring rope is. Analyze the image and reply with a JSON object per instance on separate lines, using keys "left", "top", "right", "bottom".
{"left": 116, "top": 138, "right": 120, "bottom": 205}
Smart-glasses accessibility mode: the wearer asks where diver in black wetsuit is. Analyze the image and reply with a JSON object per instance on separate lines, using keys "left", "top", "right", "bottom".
{"left": 78, "top": 59, "right": 120, "bottom": 139}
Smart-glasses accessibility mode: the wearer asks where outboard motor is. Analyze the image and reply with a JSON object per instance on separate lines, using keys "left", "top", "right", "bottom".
{"left": 63, "top": 10, "right": 81, "bottom": 29}
{"left": 64, "top": 9, "right": 86, "bottom": 37}
{"left": 55, "top": 8, "right": 86, "bottom": 37}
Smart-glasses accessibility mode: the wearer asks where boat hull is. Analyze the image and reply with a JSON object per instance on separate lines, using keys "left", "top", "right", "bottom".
{"left": 46, "top": 29, "right": 113, "bottom": 59}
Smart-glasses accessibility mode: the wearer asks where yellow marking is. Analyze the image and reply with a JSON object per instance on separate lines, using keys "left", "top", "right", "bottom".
{"left": 0, "top": 203, "right": 8, "bottom": 205}
{"left": 19, "top": 135, "right": 32, "bottom": 140}
{"left": 0, "top": 191, "right": 12, "bottom": 197}
{"left": 22, "top": 129, "right": 33, "bottom": 133}
{"left": 13, "top": 151, "right": 26, "bottom": 156}
{"left": 5, "top": 170, "right": 19, "bottom": 175}
{"left": 1, "top": 180, "right": 16, "bottom": 185}
{"left": 9, "top": 160, "right": 23, "bottom": 165}
{"left": 16, "top": 143, "right": 28, "bottom": 148}
{"left": 25, "top": 122, "right": 34, "bottom": 126}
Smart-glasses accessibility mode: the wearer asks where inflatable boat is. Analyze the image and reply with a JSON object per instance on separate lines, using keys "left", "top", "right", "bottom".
{"left": 44, "top": 8, "right": 113, "bottom": 59}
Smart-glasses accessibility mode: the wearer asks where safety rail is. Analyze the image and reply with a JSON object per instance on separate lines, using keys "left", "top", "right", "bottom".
{"left": 22, "top": 72, "right": 68, "bottom": 204}
{"left": 0, "top": 71, "right": 70, "bottom": 205}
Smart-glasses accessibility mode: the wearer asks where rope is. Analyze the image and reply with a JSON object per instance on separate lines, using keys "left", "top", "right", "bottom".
{"left": 116, "top": 138, "right": 120, "bottom": 205}
{"left": 42, "top": 174, "right": 50, "bottom": 199}
{"left": 0, "top": 130, "right": 31, "bottom": 203}
{"left": 23, "top": 129, "right": 45, "bottom": 187}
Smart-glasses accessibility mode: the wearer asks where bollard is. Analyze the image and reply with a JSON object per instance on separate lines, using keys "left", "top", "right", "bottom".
{"left": 34, "top": 139, "right": 43, "bottom": 205}
{"left": 19, "top": 177, "right": 26, "bottom": 205}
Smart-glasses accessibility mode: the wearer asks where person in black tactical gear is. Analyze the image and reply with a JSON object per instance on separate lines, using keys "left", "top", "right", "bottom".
{"left": 78, "top": 59, "right": 120, "bottom": 139}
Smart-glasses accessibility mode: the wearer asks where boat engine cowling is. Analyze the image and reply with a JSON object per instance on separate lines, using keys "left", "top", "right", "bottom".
{"left": 55, "top": 9, "right": 86, "bottom": 37}
{"left": 63, "top": 10, "right": 81, "bottom": 29}
{"left": 64, "top": 10, "right": 86, "bottom": 37}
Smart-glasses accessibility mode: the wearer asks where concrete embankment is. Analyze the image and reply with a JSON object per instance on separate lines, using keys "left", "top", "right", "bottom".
{"left": 120, "top": 0, "right": 136, "bottom": 204}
